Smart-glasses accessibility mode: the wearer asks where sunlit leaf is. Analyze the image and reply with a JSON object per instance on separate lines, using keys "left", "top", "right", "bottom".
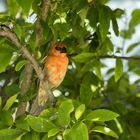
{"left": 115, "top": 58, "right": 123, "bottom": 82}
{"left": 63, "top": 122, "right": 89, "bottom": 140}
{"left": 7, "top": 0, "right": 19, "bottom": 17}
{"left": 3, "top": 94, "right": 18, "bottom": 111}
{"left": 16, "top": 0, "right": 34, "bottom": 15}
{"left": 92, "top": 126, "right": 119, "bottom": 139}
{"left": 27, "top": 115, "right": 56, "bottom": 132}
{"left": 58, "top": 100, "right": 74, "bottom": 126}
{"left": 75, "top": 104, "right": 85, "bottom": 120}
{"left": 129, "top": 9, "right": 140, "bottom": 28}
{"left": 48, "top": 128, "right": 60, "bottom": 138}
{"left": 73, "top": 53, "right": 95, "bottom": 63}
{"left": 85, "top": 109, "right": 119, "bottom": 122}
{"left": 15, "top": 60, "right": 27, "bottom": 71}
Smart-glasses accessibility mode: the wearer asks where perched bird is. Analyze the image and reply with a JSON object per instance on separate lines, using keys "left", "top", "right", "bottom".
{"left": 38, "top": 42, "right": 69, "bottom": 106}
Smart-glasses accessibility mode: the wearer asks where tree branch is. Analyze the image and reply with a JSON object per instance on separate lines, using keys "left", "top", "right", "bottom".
{"left": 0, "top": 0, "right": 53, "bottom": 116}
{"left": 98, "top": 55, "right": 140, "bottom": 61}
{"left": 35, "top": 0, "right": 51, "bottom": 48}
{"left": 0, "top": 25, "right": 49, "bottom": 115}
{"left": 69, "top": 53, "right": 140, "bottom": 61}
{"left": 0, "top": 25, "right": 44, "bottom": 81}
{"left": 16, "top": 63, "right": 33, "bottom": 118}
{"left": 30, "top": 0, "right": 53, "bottom": 115}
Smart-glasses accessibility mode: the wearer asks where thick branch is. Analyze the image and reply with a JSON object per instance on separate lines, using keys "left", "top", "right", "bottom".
{"left": 35, "top": 0, "right": 51, "bottom": 47}
{"left": 0, "top": 0, "right": 52, "bottom": 116}
{"left": 16, "top": 63, "right": 33, "bottom": 118}
{"left": 0, "top": 25, "right": 44, "bottom": 81}
{"left": 30, "top": 0, "right": 52, "bottom": 115}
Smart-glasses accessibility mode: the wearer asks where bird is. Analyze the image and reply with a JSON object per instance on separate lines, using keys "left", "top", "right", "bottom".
{"left": 38, "top": 42, "right": 69, "bottom": 106}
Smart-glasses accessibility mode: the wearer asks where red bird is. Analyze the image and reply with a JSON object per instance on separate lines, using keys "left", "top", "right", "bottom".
{"left": 38, "top": 42, "right": 69, "bottom": 105}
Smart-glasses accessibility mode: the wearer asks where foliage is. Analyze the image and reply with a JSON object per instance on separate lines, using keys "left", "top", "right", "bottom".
{"left": 0, "top": 0, "right": 140, "bottom": 140}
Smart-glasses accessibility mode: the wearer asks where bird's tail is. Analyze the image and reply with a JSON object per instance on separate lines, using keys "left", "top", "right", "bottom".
{"left": 38, "top": 80, "right": 55, "bottom": 106}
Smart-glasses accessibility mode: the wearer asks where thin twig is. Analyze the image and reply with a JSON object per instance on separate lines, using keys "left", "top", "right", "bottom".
{"left": 98, "top": 55, "right": 140, "bottom": 61}
{"left": 69, "top": 53, "right": 140, "bottom": 61}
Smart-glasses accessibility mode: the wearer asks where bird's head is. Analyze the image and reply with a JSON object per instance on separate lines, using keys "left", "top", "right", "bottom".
{"left": 49, "top": 42, "right": 67, "bottom": 57}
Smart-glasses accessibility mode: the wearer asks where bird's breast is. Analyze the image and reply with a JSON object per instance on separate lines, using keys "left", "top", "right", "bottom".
{"left": 44, "top": 55, "right": 68, "bottom": 88}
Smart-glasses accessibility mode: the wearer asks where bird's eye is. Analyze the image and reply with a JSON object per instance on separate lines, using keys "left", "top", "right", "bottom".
{"left": 60, "top": 47, "right": 67, "bottom": 53}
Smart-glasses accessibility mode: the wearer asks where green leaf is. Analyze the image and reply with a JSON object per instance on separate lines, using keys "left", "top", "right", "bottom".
{"left": 15, "top": 60, "right": 27, "bottom": 71}
{"left": 21, "top": 131, "right": 40, "bottom": 140}
{"left": 129, "top": 9, "right": 140, "bottom": 28}
{"left": 0, "top": 129, "right": 22, "bottom": 140}
{"left": 92, "top": 126, "right": 119, "bottom": 139}
{"left": 16, "top": 115, "right": 30, "bottom": 131}
{"left": 27, "top": 115, "right": 56, "bottom": 132}
{"left": 42, "top": 134, "right": 56, "bottom": 140}
{"left": 73, "top": 53, "right": 95, "bottom": 63}
{"left": 111, "top": 14, "right": 119, "bottom": 36}
{"left": 0, "top": 97, "right": 2, "bottom": 110}
{"left": 114, "top": 8, "right": 125, "bottom": 18}
{"left": 104, "top": 38, "right": 114, "bottom": 52}
{"left": 120, "top": 28, "right": 135, "bottom": 39}
{"left": 0, "top": 46, "right": 13, "bottom": 73}
{"left": 99, "top": 5, "right": 111, "bottom": 41}
{"left": 41, "top": 21, "right": 52, "bottom": 44}
{"left": 85, "top": 109, "right": 119, "bottom": 122}
{"left": 63, "top": 122, "right": 89, "bottom": 140}
{"left": 126, "top": 42, "right": 140, "bottom": 53}
{"left": 16, "top": 0, "right": 34, "bottom": 15}
{"left": 80, "top": 73, "right": 98, "bottom": 106}
{"left": 71, "top": 0, "right": 88, "bottom": 12}
{"left": 95, "top": 63, "right": 102, "bottom": 80}
{"left": 58, "top": 100, "right": 74, "bottom": 126}
{"left": 63, "top": 129, "right": 71, "bottom": 140}
{"left": 3, "top": 94, "right": 18, "bottom": 111}
{"left": 75, "top": 104, "right": 85, "bottom": 120}
{"left": 5, "top": 84, "right": 20, "bottom": 96}
{"left": 48, "top": 128, "right": 60, "bottom": 138}
{"left": 99, "top": 0, "right": 109, "bottom": 4}
{"left": 53, "top": 23, "right": 70, "bottom": 41}
{"left": 79, "top": 8, "right": 88, "bottom": 27}
{"left": 0, "top": 111, "right": 13, "bottom": 128}
{"left": 7, "top": 0, "right": 19, "bottom": 17}
{"left": 115, "top": 58, "right": 123, "bottom": 82}
{"left": 87, "top": 6, "right": 98, "bottom": 28}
